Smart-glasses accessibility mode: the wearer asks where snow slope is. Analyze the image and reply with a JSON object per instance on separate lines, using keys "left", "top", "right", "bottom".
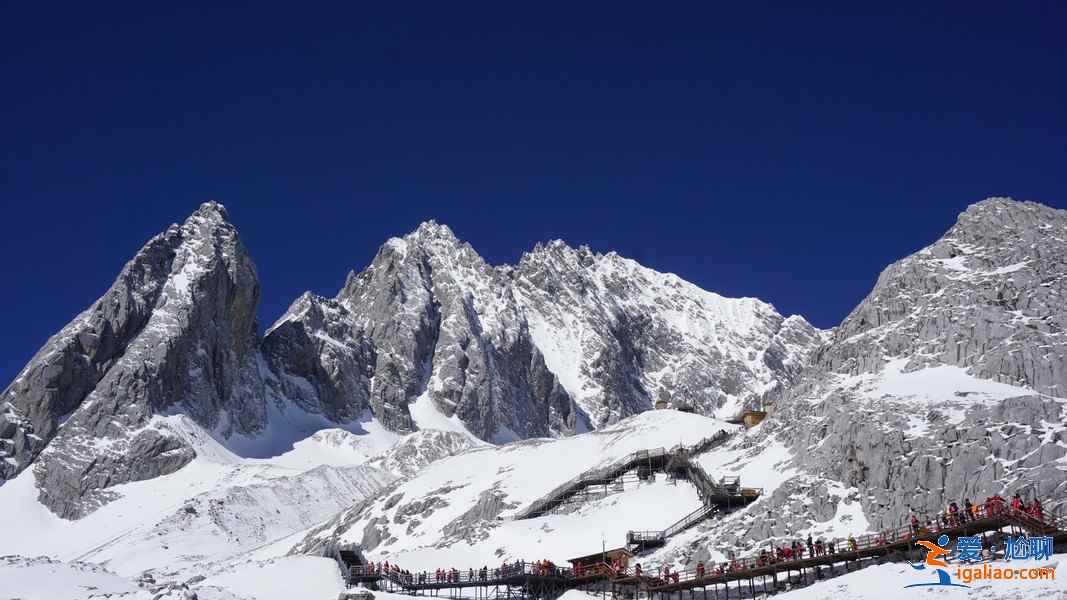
{"left": 298, "top": 410, "right": 740, "bottom": 568}
{"left": 0, "top": 556, "right": 152, "bottom": 600}
{"left": 199, "top": 556, "right": 345, "bottom": 600}
{"left": 0, "top": 411, "right": 468, "bottom": 583}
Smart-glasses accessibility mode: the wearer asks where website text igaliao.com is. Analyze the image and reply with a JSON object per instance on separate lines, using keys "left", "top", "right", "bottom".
{"left": 956, "top": 563, "right": 1055, "bottom": 584}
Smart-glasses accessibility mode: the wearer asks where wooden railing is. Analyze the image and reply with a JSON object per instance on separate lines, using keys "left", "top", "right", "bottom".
{"left": 634, "top": 503, "right": 1058, "bottom": 589}
{"left": 353, "top": 562, "right": 583, "bottom": 588}
{"left": 340, "top": 500, "right": 1061, "bottom": 594}
{"left": 516, "top": 431, "right": 737, "bottom": 520}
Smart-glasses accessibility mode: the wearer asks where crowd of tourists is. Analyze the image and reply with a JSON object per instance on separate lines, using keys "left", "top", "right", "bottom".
{"left": 350, "top": 492, "right": 1049, "bottom": 588}
{"left": 354, "top": 559, "right": 568, "bottom": 585}
{"left": 627, "top": 492, "right": 1049, "bottom": 584}
{"left": 910, "top": 493, "right": 1043, "bottom": 534}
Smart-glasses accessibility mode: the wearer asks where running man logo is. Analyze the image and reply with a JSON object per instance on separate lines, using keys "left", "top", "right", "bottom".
{"left": 915, "top": 538, "right": 951, "bottom": 568}
{"left": 903, "top": 535, "right": 1056, "bottom": 588}
{"left": 905, "top": 535, "right": 969, "bottom": 588}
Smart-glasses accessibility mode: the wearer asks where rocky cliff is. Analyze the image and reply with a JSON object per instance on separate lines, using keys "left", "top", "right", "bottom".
{"left": 262, "top": 222, "right": 579, "bottom": 442}
{"left": 665, "top": 198, "right": 1067, "bottom": 564}
{"left": 511, "top": 240, "right": 824, "bottom": 425}
{"left": 1, "top": 204, "right": 817, "bottom": 518}
{"left": 1, "top": 203, "right": 265, "bottom": 518}
{"left": 263, "top": 222, "right": 820, "bottom": 442}
{"left": 292, "top": 198, "right": 1067, "bottom": 572}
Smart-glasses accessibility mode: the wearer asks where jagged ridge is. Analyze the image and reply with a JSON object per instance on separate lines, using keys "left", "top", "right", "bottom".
{"left": 1, "top": 204, "right": 818, "bottom": 519}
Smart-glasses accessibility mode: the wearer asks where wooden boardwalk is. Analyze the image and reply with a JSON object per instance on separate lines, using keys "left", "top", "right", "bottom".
{"left": 513, "top": 432, "right": 759, "bottom": 552}
{"left": 332, "top": 503, "right": 1064, "bottom": 599}
{"left": 642, "top": 505, "right": 1067, "bottom": 598}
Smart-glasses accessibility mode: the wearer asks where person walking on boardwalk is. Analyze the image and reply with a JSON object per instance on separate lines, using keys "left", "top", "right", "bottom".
{"left": 986, "top": 494, "right": 1004, "bottom": 516}
{"left": 806, "top": 534, "right": 814, "bottom": 557}
{"left": 848, "top": 534, "right": 857, "bottom": 552}
{"left": 1029, "top": 498, "right": 1044, "bottom": 520}
{"left": 696, "top": 561, "right": 705, "bottom": 578}
{"left": 1011, "top": 492, "right": 1023, "bottom": 512}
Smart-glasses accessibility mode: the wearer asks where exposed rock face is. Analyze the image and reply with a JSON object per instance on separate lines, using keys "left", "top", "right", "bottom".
{"left": 822, "top": 198, "right": 1067, "bottom": 391}
{"left": 0, "top": 203, "right": 824, "bottom": 519}
{"left": 294, "top": 198, "right": 1067, "bottom": 573}
{"left": 262, "top": 223, "right": 581, "bottom": 441}
{"left": 0, "top": 224, "right": 185, "bottom": 482}
{"left": 265, "top": 224, "right": 823, "bottom": 440}
{"left": 714, "top": 198, "right": 1067, "bottom": 552}
{"left": 1, "top": 203, "right": 266, "bottom": 518}
{"left": 6, "top": 193, "right": 1064, "bottom": 567}
{"left": 364, "top": 429, "right": 478, "bottom": 478}
{"left": 512, "top": 242, "right": 824, "bottom": 424}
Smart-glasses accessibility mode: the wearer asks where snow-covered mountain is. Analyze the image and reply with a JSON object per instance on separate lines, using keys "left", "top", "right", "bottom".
{"left": 0, "top": 410, "right": 471, "bottom": 594}
{"left": 0, "top": 202, "right": 819, "bottom": 519}
{"left": 1, "top": 197, "right": 1065, "bottom": 600}
{"left": 264, "top": 220, "right": 822, "bottom": 442}
{"left": 511, "top": 240, "right": 823, "bottom": 425}
{"left": 292, "top": 198, "right": 1067, "bottom": 592}
{"left": 1, "top": 203, "right": 265, "bottom": 519}
{"left": 293, "top": 410, "right": 736, "bottom": 567}
{"left": 619, "top": 199, "right": 1067, "bottom": 571}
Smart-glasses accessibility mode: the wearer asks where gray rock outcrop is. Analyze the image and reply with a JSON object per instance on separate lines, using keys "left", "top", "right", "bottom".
{"left": 264, "top": 224, "right": 823, "bottom": 441}
{"left": 261, "top": 222, "right": 581, "bottom": 441}
{"left": 512, "top": 241, "right": 825, "bottom": 425}
{"left": 2, "top": 202, "right": 266, "bottom": 518}
{"left": 697, "top": 198, "right": 1067, "bottom": 556}
{"left": 262, "top": 222, "right": 820, "bottom": 441}
{"left": 0, "top": 201, "right": 855, "bottom": 521}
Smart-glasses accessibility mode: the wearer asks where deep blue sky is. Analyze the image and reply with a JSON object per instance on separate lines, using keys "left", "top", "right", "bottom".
{"left": 2, "top": 2, "right": 1066, "bottom": 385}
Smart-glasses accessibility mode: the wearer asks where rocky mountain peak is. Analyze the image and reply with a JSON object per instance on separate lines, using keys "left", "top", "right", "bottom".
{"left": 408, "top": 219, "right": 461, "bottom": 246}
{"left": 824, "top": 197, "right": 1067, "bottom": 388}
{"left": 755, "top": 197, "right": 1067, "bottom": 539}
{"left": 930, "top": 197, "right": 1067, "bottom": 266}
{"left": 4, "top": 203, "right": 829, "bottom": 519}
{"left": 0, "top": 201, "right": 266, "bottom": 518}
{"left": 190, "top": 200, "right": 230, "bottom": 223}
{"left": 522, "top": 239, "right": 598, "bottom": 271}
{"left": 953, "top": 196, "right": 1062, "bottom": 231}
